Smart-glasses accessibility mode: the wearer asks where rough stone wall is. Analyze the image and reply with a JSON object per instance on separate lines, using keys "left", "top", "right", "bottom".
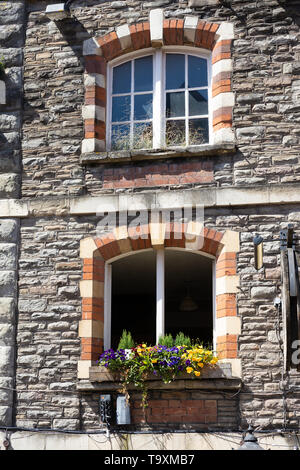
{"left": 0, "top": 1, "right": 24, "bottom": 427}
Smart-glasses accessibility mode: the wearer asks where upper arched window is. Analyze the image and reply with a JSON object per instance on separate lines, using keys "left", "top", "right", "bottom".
{"left": 107, "top": 49, "right": 211, "bottom": 151}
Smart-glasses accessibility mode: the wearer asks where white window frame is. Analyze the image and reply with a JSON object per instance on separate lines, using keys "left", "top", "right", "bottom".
{"left": 106, "top": 46, "right": 212, "bottom": 151}
{"left": 103, "top": 247, "right": 215, "bottom": 350}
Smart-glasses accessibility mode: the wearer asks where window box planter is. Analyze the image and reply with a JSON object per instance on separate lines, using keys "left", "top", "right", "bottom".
{"left": 76, "top": 363, "right": 241, "bottom": 392}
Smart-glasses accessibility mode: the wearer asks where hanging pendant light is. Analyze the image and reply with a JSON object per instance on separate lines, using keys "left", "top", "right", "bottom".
{"left": 179, "top": 286, "right": 198, "bottom": 312}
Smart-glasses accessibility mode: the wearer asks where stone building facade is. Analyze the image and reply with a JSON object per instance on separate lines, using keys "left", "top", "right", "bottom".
{"left": 0, "top": 0, "right": 300, "bottom": 450}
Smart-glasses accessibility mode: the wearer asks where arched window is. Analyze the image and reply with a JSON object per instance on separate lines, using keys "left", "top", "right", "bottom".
{"left": 107, "top": 48, "right": 211, "bottom": 151}
{"left": 105, "top": 247, "right": 215, "bottom": 350}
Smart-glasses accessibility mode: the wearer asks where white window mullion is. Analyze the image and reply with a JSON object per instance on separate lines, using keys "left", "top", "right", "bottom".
{"left": 153, "top": 49, "right": 163, "bottom": 149}
{"left": 185, "top": 54, "right": 189, "bottom": 146}
{"left": 104, "top": 262, "right": 112, "bottom": 351}
{"left": 212, "top": 259, "right": 216, "bottom": 352}
{"left": 130, "top": 59, "right": 134, "bottom": 147}
{"left": 156, "top": 247, "right": 165, "bottom": 343}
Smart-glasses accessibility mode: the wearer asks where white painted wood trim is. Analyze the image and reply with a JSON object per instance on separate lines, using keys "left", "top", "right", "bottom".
{"left": 156, "top": 248, "right": 165, "bottom": 343}
{"left": 104, "top": 262, "right": 112, "bottom": 350}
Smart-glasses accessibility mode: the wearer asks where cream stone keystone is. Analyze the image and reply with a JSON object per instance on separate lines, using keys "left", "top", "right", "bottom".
{"left": 213, "top": 127, "right": 235, "bottom": 145}
{"left": 215, "top": 22, "right": 234, "bottom": 41}
{"left": 184, "top": 16, "right": 198, "bottom": 43}
{"left": 150, "top": 9, "right": 164, "bottom": 47}
{"left": 79, "top": 320, "right": 104, "bottom": 339}
{"left": 113, "top": 226, "right": 132, "bottom": 254}
{"left": 84, "top": 72, "right": 105, "bottom": 88}
{"left": 83, "top": 37, "right": 102, "bottom": 56}
{"left": 185, "top": 221, "right": 205, "bottom": 251}
{"left": 216, "top": 316, "right": 241, "bottom": 336}
{"left": 216, "top": 275, "right": 239, "bottom": 296}
{"left": 77, "top": 360, "right": 92, "bottom": 379}
{"left": 82, "top": 105, "right": 105, "bottom": 122}
{"left": 81, "top": 138, "right": 105, "bottom": 154}
{"left": 80, "top": 237, "right": 101, "bottom": 259}
{"left": 80, "top": 280, "right": 104, "bottom": 298}
{"left": 116, "top": 24, "right": 132, "bottom": 50}
{"left": 150, "top": 222, "right": 166, "bottom": 247}
{"left": 220, "top": 230, "right": 240, "bottom": 253}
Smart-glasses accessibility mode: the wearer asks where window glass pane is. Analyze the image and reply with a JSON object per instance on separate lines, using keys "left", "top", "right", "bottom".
{"left": 189, "top": 118, "right": 209, "bottom": 145}
{"left": 166, "top": 120, "right": 186, "bottom": 147}
{"left": 111, "top": 124, "right": 130, "bottom": 150}
{"left": 112, "top": 95, "right": 131, "bottom": 122}
{"left": 189, "top": 90, "right": 208, "bottom": 116}
{"left": 133, "top": 122, "right": 153, "bottom": 149}
{"left": 166, "top": 54, "right": 185, "bottom": 90}
{"left": 188, "top": 56, "right": 207, "bottom": 88}
{"left": 166, "top": 92, "right": 185, "bottom": 118}
{"left": 113, "top": 61, "right": 131, "bottom": 94}
{"left": 134, "top": 93, "right": 153, "bottom": 121}
{"left": 134, "top": 56, "right": 153, "bottom": 92}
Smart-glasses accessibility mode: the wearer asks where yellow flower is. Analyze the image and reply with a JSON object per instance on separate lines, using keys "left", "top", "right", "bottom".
{"left": 142, "top": 344, "right": 146, "bottom": 348}
{"left": 152, "top": 359, "right": 157, "bottom": 363}
{"left": 186, "top": 367, "right": 193, "bottom": 374}
{"left": 194, "top": 371, "right": 201, "bottom": 377}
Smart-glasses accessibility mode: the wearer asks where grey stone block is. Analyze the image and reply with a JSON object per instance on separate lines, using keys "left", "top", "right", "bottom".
{"left": 0, "top": 24, "right": 23, "bottom": 48}
{"left": 18, "top": 299, "right": 47, "bottom": 313}
{"left": 0, "top": 298, "right": 15, "bottom": 322}
{"left": 0, "top": 174, "right": 19, "bottom": 198}
{"left": 0, "top": 2, "right": 24, "bottom": 25}
{"left": 0, "top": 271, "right": 16, "bottom": 296}
{"left": 0, "top": 220, "right": 18, "bottom": 243}
{"left": 0, "top": 324, "right": 14, "bottom": 346}
{"left": 0, "top": 406, "right": 12, "bottom": 426}
{"left": 251, "top": 286, "right": 277, "bottom": 299}
{"left": 0, "top": 243, "right": 17, "bottom": 269}
{"left": 0, "top": 346, "right": 14, "bottom": 374}
{"left": 189, "top": 0, "right": 219, "bottom": 4}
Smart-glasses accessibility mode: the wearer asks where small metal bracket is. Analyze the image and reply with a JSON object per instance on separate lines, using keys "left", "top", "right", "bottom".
{"left": 280, "top": 224, "right": 296, "bottom": 251}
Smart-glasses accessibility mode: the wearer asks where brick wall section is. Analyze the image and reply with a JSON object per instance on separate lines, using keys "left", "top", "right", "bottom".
{"left": 102, "top": 160, "right": 213, "bottom": 189}
{"left": 132, "top": 398, "right": 218, "bottom": 425}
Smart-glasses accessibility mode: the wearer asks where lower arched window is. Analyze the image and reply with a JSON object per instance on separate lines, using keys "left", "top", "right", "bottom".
{"left": 105, "top": 248, "right": 215, "bottom": 349}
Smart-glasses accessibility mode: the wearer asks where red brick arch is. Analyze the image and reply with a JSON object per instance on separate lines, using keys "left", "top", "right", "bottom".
{"left": 82, "top": 13, "right": 234, "bottom": 154}
{"left": 78, "top": 223, "right": 241, "bottom": 379}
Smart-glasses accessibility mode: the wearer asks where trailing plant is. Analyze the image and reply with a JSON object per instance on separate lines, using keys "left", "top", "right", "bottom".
{"left": 117, "top": 330, "right": 135, "bottom": 350}
{"left": 98, "top": 342, "right": 218, "bottom": 408}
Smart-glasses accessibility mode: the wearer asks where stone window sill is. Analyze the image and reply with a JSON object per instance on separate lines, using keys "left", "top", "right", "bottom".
{"left": 80, "top": 143, "right": 236, "bottom": 165}
{"left": 77, "top": 363, "right": 242, "bottom": 392}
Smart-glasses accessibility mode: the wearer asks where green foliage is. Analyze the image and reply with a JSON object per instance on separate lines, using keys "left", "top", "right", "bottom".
{"left": 117, "top": 330, "right": 135, "bottom": 350}
{"left": 0, "top": 56, "right": 5, "bottom": 74}
{"left": 158, "top": 332, "right": 192, "bottom": 347}
{"left": 158, "top": 333, "right": 174, "bottom": 348}
{"left": 174, "top": 332, "right": 192, "bottom": 347}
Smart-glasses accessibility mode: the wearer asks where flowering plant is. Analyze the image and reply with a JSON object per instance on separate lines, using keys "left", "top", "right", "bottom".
{"left": 98, "top": 343, "right": 218, "bottom": 407}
